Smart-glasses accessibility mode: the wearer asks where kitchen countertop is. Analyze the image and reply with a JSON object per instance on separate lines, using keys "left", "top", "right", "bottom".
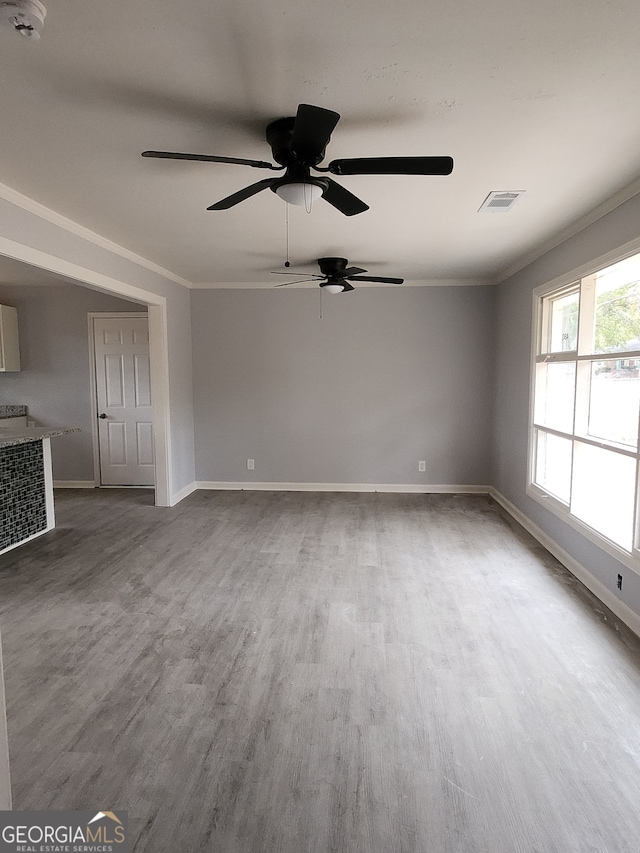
{"left": 0, "top": 406, "right": 27, "bottom": 419}
{"left": 0, "top": 426, "right": 80, "bottom": 448}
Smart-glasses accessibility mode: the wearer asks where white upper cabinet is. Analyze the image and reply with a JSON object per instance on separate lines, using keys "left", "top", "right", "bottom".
{"left": 0, "top": 305, "right": 20, "bottom": 372}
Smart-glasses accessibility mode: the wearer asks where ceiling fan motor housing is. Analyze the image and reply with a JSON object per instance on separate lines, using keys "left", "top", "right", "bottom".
{"left": 266, "top": 117, "right": 329, "bottom": 166}
{"left": 266, "top": 118, "right": 331, "bottom": 198}
{"left": 318, "top": 257, "right": 349, "bottom": 277}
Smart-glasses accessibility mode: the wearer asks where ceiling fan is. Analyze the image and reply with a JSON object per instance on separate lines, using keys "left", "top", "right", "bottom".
{"left": 272, "top": 257, "right": 404, "bottom": 293}
{"left": 142, "top": 103, "right": 454, "bottom": 216}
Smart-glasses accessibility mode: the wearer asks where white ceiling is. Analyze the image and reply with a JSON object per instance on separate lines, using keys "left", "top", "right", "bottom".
{"left": 1, "top": 0, "right": 640, "bottom": 286}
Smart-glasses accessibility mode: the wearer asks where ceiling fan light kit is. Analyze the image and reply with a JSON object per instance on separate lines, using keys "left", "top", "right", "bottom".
{"left": 322, "top": 283, "right": 347, "bottom": 294}
{"left": 274, "top": 181, "right": 324, "bottom": 206}
{"left": 0, "top": 0, "right": 46, "bottom": 38}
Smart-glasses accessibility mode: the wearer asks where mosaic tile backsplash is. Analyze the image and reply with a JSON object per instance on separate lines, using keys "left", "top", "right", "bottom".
{"left": 0, "top": 441, "right": 47, "bottom": 550}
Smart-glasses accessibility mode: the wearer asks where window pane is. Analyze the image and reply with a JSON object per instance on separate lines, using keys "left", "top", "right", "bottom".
{"left": 588, "top": 359, "right": 640, "bottom": 448}
{"left": 593, "top": 257, "right": 640, "bottom": 354}
{"left": 534, "top": 362, "right": 576, "bottom": 433}
{"left": 548, "top": 290, "right": 579, "bottom": 353}
{"left": 571, "top": 442, "right": 636, "bottom": 550}
{"left": 534, "top": 430, "right": 572, "bottom": 503}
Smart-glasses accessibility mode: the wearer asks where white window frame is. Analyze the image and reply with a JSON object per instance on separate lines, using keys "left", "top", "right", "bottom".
{"left": 527, "top": 239, "right": 640, "bottom": 576}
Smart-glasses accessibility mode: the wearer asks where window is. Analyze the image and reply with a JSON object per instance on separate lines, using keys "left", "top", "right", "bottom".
{"left": 530, "top": 252, "right": 640, "bottom": 563}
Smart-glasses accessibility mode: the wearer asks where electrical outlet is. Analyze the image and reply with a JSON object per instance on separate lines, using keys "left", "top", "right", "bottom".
{"left": 617, "top": 573, "right": 623, "bottom": 591}
{"left": 418, "top": 461, "right": 426, "bottom": 472}
{"left": 247, "top": 458, "right": 255, "bottom": 471}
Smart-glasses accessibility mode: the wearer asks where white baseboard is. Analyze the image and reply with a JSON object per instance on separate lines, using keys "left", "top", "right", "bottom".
{"left": 170, "top": 480, "right": 198, "bottom": 506}
{"left": 53, "top": 480, "right": 96, "bottom": 489}
{"left": 195, "top": 481, "right": 492, "bottom": 494}
{"left": 490, "top": 488, "right": 640, "bottom": 640}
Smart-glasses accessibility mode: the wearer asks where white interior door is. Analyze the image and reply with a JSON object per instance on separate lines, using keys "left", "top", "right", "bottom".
{"left": 93, "top": 315, "right": 154, "bottom": 486}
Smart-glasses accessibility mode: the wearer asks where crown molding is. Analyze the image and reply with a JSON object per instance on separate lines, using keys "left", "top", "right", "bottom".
{"left": 497, "top": 174, "right": 640, "bottom": 283}
{"left": 190, "top": 277, "right": 494, "bottom": 289}
{"left": 0, "top": 181, "right": 192, "bottom": 289}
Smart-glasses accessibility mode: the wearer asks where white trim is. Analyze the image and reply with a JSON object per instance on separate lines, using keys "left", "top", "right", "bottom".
{"left": 170, "top": 480, "right": 198, "bottom": 506}
{"left": 195, "top": 481, "right": 492, "bottom": 493}
{"left": 498, "top": 176, "right": 640, "bottom": 282}
{"left": 0, "top": 180, "right": 191, "bottom": 289}
{"left": 0, "top": 236, "right": 172, "bottom": 508}
{"left": 190, "top": 278, "right": 494, "bottom": 289}
{"left": 526, "top": 288, "right": 540, "bottom": 495}
{"left": 87, "top": 313, "right": 102, "bottom": 488}
{"left": 490, "top": 489, "right": 640, "bottom": 640}
{"left": 97, "top": 485, "right": 154, "bottom": 490}
{"left": 53, "top": 480, "right": 96, "bottom": 489}
{"left": 526, "top": 481, "right": 640, "bottom": 576}
{"left": 42, "top": 437, "right": 55, "bottom": 532}
{"left": 0, "top": 235, "right": 164, "bottom": 306}
{"left": 0, "top": 629, "right": 11, "bottom": 810}
{"left": 0, "top": 528, "right": 50, "bottom": 556}
{"left": 148, "top": 305, "right": 171, "bottom": 507}
{"left": 521, "top": 234, "right": 640, "bottom": 300}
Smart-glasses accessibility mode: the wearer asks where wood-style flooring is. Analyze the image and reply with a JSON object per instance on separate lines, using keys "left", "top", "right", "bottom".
{"left": 1, "top": 489, "right": 640, "bottom": 852}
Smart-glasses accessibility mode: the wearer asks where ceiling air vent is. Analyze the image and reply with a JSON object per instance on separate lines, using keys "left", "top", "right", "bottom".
{"left": 478, "top": 191, "right": 525, "bottom": 213}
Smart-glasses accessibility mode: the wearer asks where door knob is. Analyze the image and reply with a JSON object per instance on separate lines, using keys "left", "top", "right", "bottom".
{"left": 98, "top": 413, "right": 107, "bottom": 419}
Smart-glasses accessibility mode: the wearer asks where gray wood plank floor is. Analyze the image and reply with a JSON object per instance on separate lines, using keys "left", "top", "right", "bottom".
{"left": 1, "top": 490, "right": 640, "bottom": 852}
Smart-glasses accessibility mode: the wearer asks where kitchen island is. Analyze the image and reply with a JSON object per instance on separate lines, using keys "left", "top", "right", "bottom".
{"left": 0, "top": 426, "right": 79, "bottom": 555}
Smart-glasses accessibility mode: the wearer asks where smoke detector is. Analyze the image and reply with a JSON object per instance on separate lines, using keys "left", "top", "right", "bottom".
{"left": 0, "top": 0, "right": 46, "bottom": 39}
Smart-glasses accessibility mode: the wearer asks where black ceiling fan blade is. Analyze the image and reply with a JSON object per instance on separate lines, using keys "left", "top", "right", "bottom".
{"left": 342, "top": 266, "right": 367, "bottom": 277}
{"left": 322, "top": 179, "right": 370, "bottom": 216}
{"left": 348, "top": 275, "right": 404, "bottom": 284}
{"left": 207, "top": 178, "right": 278, "bottom": 210}
{"left": 274, "top": 278, "right": 318, "bottom": 287}
{"left": 341, "top": 283, "right": 355, "bottom": 293}
{"left": 270, "top": 271, "right": 323, "bottom": 277}
{"left": 290, "top": 104, "right": 340, "bottom": 162}
{"left": 327, "top": 156, "right": 454, "bottom": 176}
{"left": 142, "top": 150, "right": 282, "bottom": 170}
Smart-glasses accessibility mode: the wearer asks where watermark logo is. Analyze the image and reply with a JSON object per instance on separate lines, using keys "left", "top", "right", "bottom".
{"left": 0, "top": 809, "right": 128, "bottom": 852}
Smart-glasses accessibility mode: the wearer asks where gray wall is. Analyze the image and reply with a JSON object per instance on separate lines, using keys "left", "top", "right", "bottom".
{"left": 0, "top": 284, "right": 143, "bottom": 481}
{"left": 493, "top": 192, "right": 640, "bottom": 620}
{"left": 192, "top": 286, "right": 495, "bottom": 485}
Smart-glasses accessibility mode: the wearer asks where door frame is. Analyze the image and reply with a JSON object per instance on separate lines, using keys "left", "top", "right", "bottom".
{"left": 0, "top": 238, "right": 175, "bottom": 507}
{"left": 88, "top": 312, "right": 165, "bottom": 495}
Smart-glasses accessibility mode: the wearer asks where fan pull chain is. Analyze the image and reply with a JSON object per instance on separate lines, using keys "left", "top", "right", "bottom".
{"left": 305, "top": 182, "right": 313, "bottom": 215}
{"left": 320, "top": 286, "right": 323, "bottom": 319}
{"left": 284, "top": 203, "right": 290, "bottom": 266}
